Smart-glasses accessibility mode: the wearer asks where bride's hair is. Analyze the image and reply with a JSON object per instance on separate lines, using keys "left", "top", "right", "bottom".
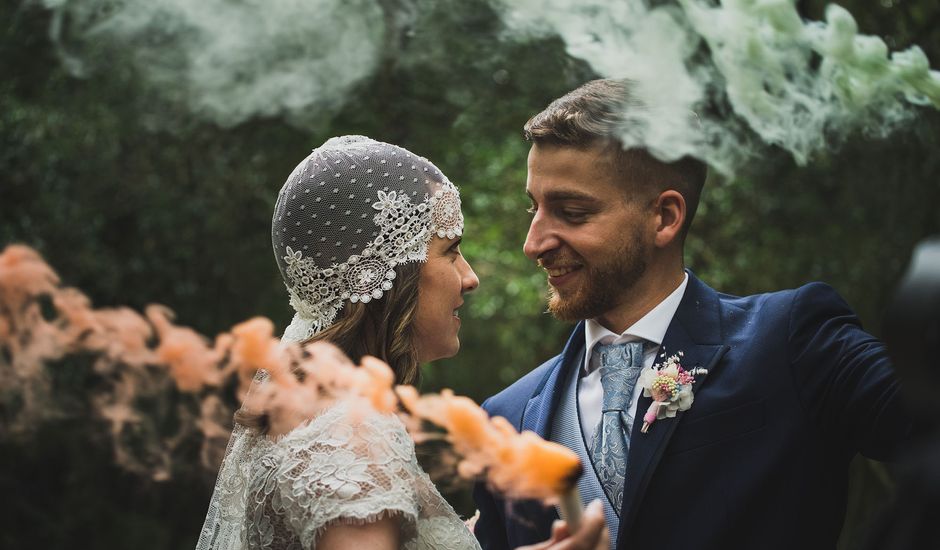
{"left": 303, "top": 260, "right": 423, "bottom": 385}
{"left": 235, "top": 262, "right": 422, "bottom": 434}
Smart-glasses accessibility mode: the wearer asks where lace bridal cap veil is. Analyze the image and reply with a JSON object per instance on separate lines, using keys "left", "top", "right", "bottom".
{"left": 274, "top": 135, "right": 464, "bottom": 344}
{"left": 197, "top": 136, "right": 479, "bottom": 550}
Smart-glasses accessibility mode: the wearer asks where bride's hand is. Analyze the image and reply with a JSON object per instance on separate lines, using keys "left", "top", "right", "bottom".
{"left": 516, "top": 500, "right": 609, "bottom": 550}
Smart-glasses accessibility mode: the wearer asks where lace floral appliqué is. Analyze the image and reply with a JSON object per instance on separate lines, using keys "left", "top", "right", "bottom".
{"left": 282, "top": 185, "right": 463, "bottom": 342}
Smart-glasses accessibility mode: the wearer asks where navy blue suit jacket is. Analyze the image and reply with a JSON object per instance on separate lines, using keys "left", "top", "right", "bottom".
{"left": 473, "top": 273, "right": 909, "bottom": 550}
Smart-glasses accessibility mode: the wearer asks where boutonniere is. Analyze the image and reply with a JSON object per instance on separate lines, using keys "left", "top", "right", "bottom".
{"left": 638, "top": 351, "right": 708, "bottom": 433}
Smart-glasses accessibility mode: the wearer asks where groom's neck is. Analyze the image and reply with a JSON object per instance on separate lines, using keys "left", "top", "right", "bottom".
{"left": 594, "top": 260, "right": 685, "bottom": 335}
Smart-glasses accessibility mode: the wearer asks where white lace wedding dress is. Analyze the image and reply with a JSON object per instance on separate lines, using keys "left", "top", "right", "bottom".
{"left": 196, "top": 396, "right": 481, "bottom": 550}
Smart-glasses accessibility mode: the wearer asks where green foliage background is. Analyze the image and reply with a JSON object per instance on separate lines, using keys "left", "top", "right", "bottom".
{"left": 1, "top": 0, "right": 939, "bottom": 548}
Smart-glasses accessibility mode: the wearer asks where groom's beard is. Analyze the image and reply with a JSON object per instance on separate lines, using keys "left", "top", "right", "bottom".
{"left": 546, "top": 236, "right": 649, "bottom": 323}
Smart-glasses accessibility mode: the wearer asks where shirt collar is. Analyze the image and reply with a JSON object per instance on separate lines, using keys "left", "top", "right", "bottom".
{"left": 583, "top": 272, "right": 689, "bottom": 373}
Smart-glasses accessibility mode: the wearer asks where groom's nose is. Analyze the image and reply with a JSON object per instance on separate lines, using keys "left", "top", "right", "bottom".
{"left": 523, "top": 212, "right": 560, "bottom": 261}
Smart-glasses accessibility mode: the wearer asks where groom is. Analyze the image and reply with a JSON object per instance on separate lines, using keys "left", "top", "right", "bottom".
{"left": 473, "top": 79, "right": 912, "bottom": 549}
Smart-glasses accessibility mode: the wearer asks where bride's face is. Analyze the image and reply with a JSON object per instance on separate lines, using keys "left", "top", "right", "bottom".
{"left": 414, "top": 236, "right": 479, "bottom": 363}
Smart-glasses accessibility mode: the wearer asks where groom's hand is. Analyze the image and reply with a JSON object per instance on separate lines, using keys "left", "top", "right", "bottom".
{"left": 517, "top": 500, "right": 609, "bottom": 550}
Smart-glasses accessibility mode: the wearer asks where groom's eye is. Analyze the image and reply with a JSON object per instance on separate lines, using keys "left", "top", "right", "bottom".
{"left": 526, "top": 205, "right": 537, "bottom": 214}
{"left": 561, "top": 209, "right": 589, "bottom": 222}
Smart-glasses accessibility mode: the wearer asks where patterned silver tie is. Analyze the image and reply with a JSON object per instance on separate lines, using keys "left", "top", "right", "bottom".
{"left": 589, "top": 340, "right": 645, "bottom": 516}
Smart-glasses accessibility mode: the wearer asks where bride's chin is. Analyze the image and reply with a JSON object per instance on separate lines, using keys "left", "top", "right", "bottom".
{"left": 417, "top": 341, "right": 460, "bottom": 364}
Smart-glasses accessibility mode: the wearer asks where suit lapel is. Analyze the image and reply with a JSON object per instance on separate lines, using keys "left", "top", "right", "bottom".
{"left": 616, "top": 274, "right": 730, "bottom": 547}
{"left": 512, "top": 322, "right": 586, "bottom": 543}
{"left": 521, "top": 322, "right": 586, "bottom": 436}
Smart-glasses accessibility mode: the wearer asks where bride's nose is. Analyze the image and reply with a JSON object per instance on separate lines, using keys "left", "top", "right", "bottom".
{"left": 459, "top": 256, "right": 479, "bottom": 293}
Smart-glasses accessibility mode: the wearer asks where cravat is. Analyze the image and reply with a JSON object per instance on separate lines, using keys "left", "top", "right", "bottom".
{"left": 589, "top": 340, "right": 645, "bottom": 515}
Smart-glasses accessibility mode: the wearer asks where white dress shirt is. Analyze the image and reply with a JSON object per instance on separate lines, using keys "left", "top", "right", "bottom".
{"left": 578, "top": 273, "right": 689, "bottom": 444}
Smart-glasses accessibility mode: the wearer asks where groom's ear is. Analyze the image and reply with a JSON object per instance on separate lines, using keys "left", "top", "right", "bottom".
{"left": 652, "top": 189, "right": 686, "bottom": 248}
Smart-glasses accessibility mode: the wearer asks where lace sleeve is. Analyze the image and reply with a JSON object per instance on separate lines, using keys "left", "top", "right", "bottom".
{"left": 243, "top": 400, "right": 422, "bottom": 549}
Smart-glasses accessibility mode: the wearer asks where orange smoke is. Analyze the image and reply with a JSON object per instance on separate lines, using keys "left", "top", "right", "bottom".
{"left": 0, "top": 244, "right": 235, "bottom": 478}
{"left": 1, "top": 244, "right": 580, "bottom": 505}
{"left": 229, "top": 317, "right": 283, "bottom": 386}
{"left": 148, "top": 305, "right": 232, "bottom": 392}
{"left": 396, "top": 387, "right": 582, "bottom": 503}
{"left": 231, "top": 336, "right": 400, "bottom": 438}
{"left": 0, "top": 245, "right": 60, "bottom": 308}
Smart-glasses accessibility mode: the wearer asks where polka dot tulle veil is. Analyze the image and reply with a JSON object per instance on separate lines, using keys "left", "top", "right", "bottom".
{"left": 272, "top": 136, "right": 463, "bottom": 342}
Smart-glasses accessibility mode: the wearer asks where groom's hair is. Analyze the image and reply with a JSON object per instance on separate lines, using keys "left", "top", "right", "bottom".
{"left": 523, "top": 78, "right": 707, "bottom": 238}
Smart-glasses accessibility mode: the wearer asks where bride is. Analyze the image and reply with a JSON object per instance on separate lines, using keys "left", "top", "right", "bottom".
{"left": 196, "top": 136, "right": 607, "bottom": 550}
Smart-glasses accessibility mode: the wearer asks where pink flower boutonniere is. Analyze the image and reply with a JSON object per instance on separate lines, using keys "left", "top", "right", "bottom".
{"left": 638, "top": 351, "right": 708, "bottom": 433}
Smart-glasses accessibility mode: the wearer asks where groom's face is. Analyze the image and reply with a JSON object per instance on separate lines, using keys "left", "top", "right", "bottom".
{"left": 523, "top": 143, "right": 653, "bottom": 322}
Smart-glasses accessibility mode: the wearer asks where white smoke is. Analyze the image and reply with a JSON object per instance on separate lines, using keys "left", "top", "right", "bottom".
{"left": 42, "top": 0, "right": 391, "bottom": 127}
{"left": 37, "top": 0, "right": 940, "bottom": 173}
{"left": 499, "top": 0, "right": 940, "bottom": 174}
